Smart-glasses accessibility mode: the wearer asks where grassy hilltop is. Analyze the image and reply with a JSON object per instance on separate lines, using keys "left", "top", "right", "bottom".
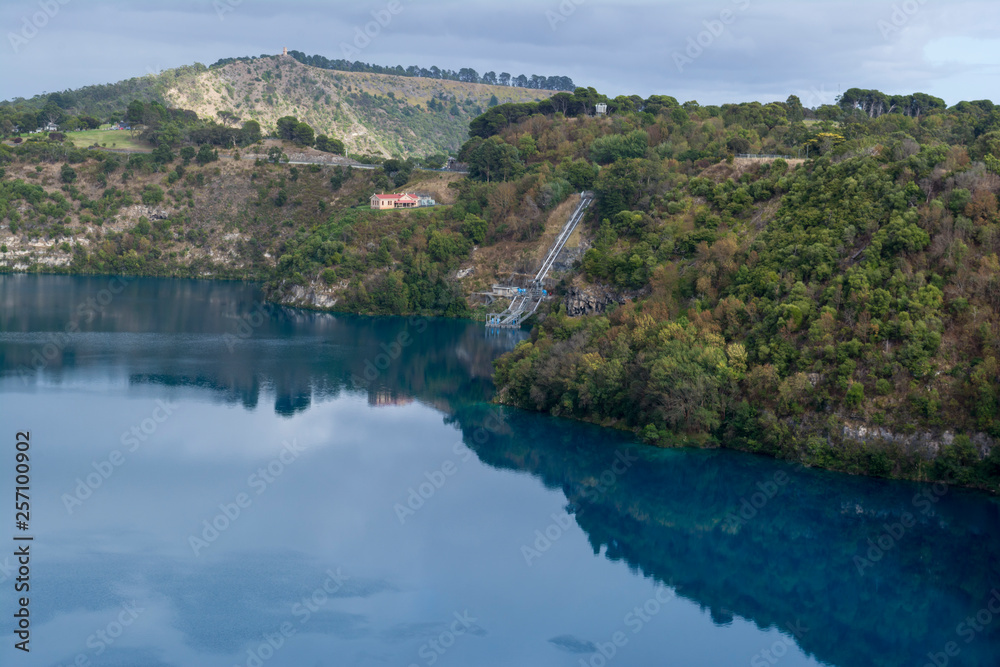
{"left": 1, "top": 54, "right": 555, "bottom": 157}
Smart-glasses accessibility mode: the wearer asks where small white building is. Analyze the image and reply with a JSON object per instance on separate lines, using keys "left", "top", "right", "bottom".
{"left": 595, "top": 103, "right": 608, "bottom": 116}
{"left": 44, "top": 122, "right": 58, "bottom": 132}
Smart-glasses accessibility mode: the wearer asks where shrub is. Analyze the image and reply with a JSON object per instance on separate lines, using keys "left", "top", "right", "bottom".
{"left": 590, "top": 130, "right": 649, "bottom": 164}
{"left": 427, "top": 230, "right": 471, "bottom": 263}
{"left": 315, "top": 135, "right": 345, "bottom": 155}
{"left": 141, "top": 185, "right": 164, "bottom": 205}
{"left": 461, "top": 214, "right": 487, "bottom": 244}
{"left": 196, "top": 144, "right": 218, "bottom": 166}
{"left": 948, "top": 188, "right": 972, "bottom": 215}
{"left": 845, "top": 382, "right": 865, "bottom": 408}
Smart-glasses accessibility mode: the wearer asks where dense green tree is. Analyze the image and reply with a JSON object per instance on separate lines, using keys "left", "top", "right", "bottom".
{"left": 466, "top": 136, "right": 523, "bottom": 182}
{"left": 590, "top": 130, "right": 648, "bottom": 164}
{"left": 382, "top": 158, "right": 413, "bottom": 187}
{"left": 179, "top": 146, "right": 196, "bottom": 165}
{"left": 141, "top": 185, "right": 164, "bottom": 205}
{"left": 152, "top": 142, "right": 174, "bottom": 165}
{"left": 293, "top": 122, "right": 315, "bottom": 146}
{"left": 315, "top": 135, "right": 345, "bottom": 154}
{"left": 461, "top": 214, "right": 487, "bottom": 244}
{"left": 196, "top": 144, "right": 218, "bottom": 165}
{"left": 276, "top": 116, "right": 300, "bottom": 141}
{"left": 241, "top": 120, "right": 262, "bottom": 144}
{"left": 422, "top": 154, "right": 446, "bottom": 169}
{"left": 125, "top": 100, "right": 145, "bottom": 124}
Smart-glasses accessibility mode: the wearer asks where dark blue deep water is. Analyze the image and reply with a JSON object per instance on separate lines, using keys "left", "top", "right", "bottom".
{"left": 0, "top": 275, "right": 998, "bottom": 667}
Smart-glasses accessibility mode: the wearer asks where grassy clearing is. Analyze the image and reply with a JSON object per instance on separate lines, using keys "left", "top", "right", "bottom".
{"left": 65, "top": 127, "right": 152, "bottom": 152}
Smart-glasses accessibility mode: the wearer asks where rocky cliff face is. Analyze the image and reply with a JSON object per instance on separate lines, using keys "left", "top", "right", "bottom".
{"left": 549, "top": 246, "right": 585, "bottom": 275}
{"left": 272, "top": 281, "right": 342, "bottom": 310}
{"left": 564, "top": 285, "right": 628, "bottom": 317}
{"left": 840, "top": 421, "right": 995, "bottom": 459}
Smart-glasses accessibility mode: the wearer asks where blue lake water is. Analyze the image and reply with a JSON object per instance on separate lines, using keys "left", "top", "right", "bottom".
{"left": 0, "top": 274, "right": 998, "bottom": 667}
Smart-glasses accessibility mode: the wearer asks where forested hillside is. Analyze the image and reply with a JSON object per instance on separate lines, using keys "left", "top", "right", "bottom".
{"left": 0, "top": 102, "right": 592, "bottom": 318}
{"left": 0, "top": 139, "right": 498, "bottom": 317}
{"left": 478, "top": 92, "right": 1000, "bottom": 490}
{"left": 2, "top": 75, "right": 999, "bottom": 488}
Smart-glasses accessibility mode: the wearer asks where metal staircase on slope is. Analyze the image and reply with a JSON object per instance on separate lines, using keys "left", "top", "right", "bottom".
{"left": 486, "top": 192, "right": 593, "bottom": 328}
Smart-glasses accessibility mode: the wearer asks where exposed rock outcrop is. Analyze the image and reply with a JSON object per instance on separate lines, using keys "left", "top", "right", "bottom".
{"left": 564, "top": 285, "right": 627, "bottom": 317}
{"left": 549, "top": 246, "right": 585, "bottom": 275}
{"left": 840, "top": 421, "right": 995, "bottom": 460}
{"left": 120, "top": 205, "right": 170, "bottom": 222}
{"left": 274, "top": 282, "right": 341, "bottom": 310}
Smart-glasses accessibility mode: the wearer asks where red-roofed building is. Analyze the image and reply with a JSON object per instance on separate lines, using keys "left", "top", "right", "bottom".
{"left": 370, "top": 193, "right": 421, "bottom": 210}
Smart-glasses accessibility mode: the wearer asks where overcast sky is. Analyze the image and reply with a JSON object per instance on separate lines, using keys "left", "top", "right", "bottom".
{"left": 1, "top": 0, "right": 998, "bottom": 107}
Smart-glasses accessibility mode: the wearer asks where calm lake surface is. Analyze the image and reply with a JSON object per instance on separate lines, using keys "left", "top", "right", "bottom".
{"left": 0, "top": 275, "right": 998, "bottom": 667}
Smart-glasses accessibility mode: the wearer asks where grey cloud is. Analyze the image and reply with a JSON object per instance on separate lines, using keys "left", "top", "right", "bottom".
{"left": 1, "top": 0, "right": 998, "bottom": 105}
